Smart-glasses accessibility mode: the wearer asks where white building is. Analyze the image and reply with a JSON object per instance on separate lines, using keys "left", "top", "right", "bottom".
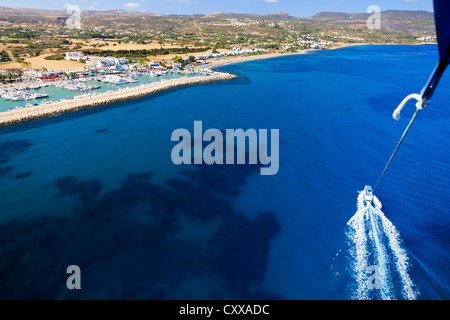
{"left": 65, "top": 52, "right": 85, "bottom": 61}
{"left": 417, "top": 36, "right": 436, "bottom": 42}
{"left": 85, "top": 56, "right": 128, "bottom": 68}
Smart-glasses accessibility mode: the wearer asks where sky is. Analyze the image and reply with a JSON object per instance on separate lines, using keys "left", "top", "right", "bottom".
{"left": 0, "top": 0, "right": 434, "bottom": 17}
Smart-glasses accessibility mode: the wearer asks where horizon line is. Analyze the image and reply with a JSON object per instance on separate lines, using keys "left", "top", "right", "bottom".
{"left": 0, "top": 5, "right": 435, "bottom": 19}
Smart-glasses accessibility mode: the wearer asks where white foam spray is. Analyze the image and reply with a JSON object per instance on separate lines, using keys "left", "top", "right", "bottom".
{"left": 346, "top": 192, "right": 419, "bottom": 300}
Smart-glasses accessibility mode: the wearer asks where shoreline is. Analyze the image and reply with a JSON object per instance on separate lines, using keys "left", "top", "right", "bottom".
{"left": 203, "top": 42, "right": 401, "bottom": 70}
{"left": 0, "top": 52, "right": 307, "bottom": 127}
{"left": 0, "top": 73, "right": 236, "bottom": 127}
{"left": 0, "top": 43, "right": 433, "bottom": 127}
{"left": 206, "top": 51, "right": 308, "bottom": 70}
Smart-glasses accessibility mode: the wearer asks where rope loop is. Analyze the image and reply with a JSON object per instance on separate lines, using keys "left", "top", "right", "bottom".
{"left": 392, "top": 94, "right": 424, "bottom": 121}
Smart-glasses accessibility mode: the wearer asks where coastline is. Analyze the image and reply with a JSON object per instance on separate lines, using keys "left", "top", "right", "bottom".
{"left": 0, "top": 43, "right": 430, "bottom": 127}
{"left": 204, "top": 42, "right": 383, "bottom": 70}
{"left": 0, "top": 73, "right": 236, "bottom": 126}
{"left": 206, "top": 51, "right": 308, "bottom": 70}
{"left": 0, "top": 52, "right": 307, "bottom": 127}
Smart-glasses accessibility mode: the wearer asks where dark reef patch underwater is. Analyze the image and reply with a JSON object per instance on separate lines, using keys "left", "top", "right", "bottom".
{"left": 0, "top": 152, "right": 281, "bottom": 299}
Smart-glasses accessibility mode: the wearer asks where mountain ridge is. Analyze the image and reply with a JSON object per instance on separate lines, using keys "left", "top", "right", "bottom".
{"left": 0, "top": 6, "right": 434, "bottom": 20}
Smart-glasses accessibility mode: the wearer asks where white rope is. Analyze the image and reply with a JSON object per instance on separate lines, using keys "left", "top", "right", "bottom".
{"left": 373, "top": 94, "right": 425, "bottom": 192}
{"left": 392, "top": 94, "right": 424, "bottom": 121}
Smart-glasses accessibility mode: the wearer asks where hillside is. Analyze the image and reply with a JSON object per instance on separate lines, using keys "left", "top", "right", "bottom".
{"left": 0, "top": 6, "right": 437, "bottom": 64}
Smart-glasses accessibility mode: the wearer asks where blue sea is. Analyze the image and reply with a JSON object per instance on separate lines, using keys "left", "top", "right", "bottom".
{"left": 0, "top": 45, "right": 448, "bottom": 300}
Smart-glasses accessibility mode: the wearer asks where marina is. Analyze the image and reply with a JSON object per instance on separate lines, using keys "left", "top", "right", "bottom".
{"left": 0, "top": 71, "right": 201, "bottom": 112}
{"left": 1, "top": 90, "right": 49, "bottom": 101}
{"left": 0, "top": 71, "right": 236, "bottom": 125}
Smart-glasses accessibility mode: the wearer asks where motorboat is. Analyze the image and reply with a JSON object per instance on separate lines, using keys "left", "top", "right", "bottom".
{"left": 111, "top": 78, "right": 129, "bottom": 85}
{"left": 34, "top": 93, "right": 49, "bottom": 99}
{"left": 126, "top": 77, "right": 139, "bottom": 83}
{"left": 364, "top": 185, "right": 374, "bottom": 203}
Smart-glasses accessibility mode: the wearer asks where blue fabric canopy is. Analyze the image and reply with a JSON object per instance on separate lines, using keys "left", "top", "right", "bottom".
{"left": 434, "top": 0, "right": 450, "bottom": 65}
{"left": 421, "top": 0, "right": 450, "bottom": 102}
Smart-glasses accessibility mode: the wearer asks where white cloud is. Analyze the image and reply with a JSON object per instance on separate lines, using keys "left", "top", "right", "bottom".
{"left": 165, "top": 0, "right": 191, "bottom": 3}
{"left": 264, "top": 0, "right": 279, "bottom": 3}
{"left": 124, "top": 2, "right": 141, "bottom": 8}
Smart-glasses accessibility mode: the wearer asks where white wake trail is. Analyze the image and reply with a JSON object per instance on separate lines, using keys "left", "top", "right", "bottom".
{"left": 373, "top": 205, "right": 418, "bottom": 300}
{"left": 346, "top": 192, "right": 418, "bottom": 300}
{"left": 346, "top": 206, "right": 370, "bottom": 299}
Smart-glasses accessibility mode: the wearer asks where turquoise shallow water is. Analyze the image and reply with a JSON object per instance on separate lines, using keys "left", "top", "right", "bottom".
{"left": 0, "top": 45, "right": 448, "bottom": 299}
{"left": 0, "top": 72, "right": 195, "bottom": 112}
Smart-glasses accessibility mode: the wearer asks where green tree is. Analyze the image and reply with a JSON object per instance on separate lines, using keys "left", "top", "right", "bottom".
{"left": 172, "top": 55, "right": 183, "bottom": 63}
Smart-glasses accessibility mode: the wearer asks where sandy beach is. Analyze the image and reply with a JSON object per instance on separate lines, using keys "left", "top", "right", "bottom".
{"left": 0, "top": 44, "right": 363, "bottom": 127}
{"left": 204, "top": 43, "right": 361, "bottom": 70}
{"left": 206, "top": 51, "right": 308, "bottom": 70}
{"left": 0, "top": 72, "right": 236, "bottom": 126}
